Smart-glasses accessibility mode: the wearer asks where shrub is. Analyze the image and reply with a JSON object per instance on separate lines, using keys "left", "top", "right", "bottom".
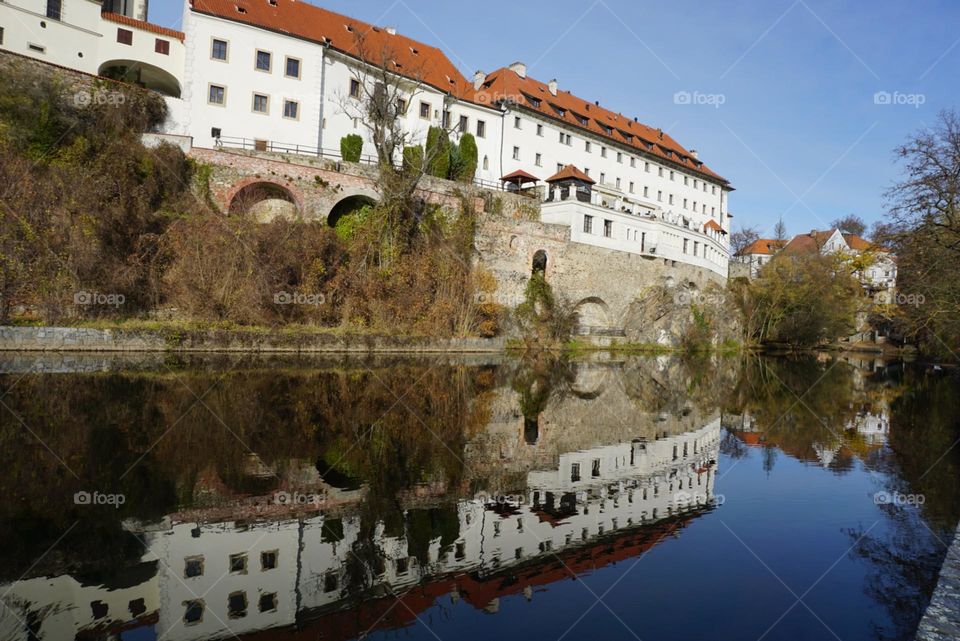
{"left": 455, "top": 133, "right": 478, "bottom": 182}
{"left": 402, "top": 145, "right": 424, "bottom": 174}
{"left": 425, "top": 126, "right": 449, "bottom": 179}
{"left": 340, "top": 134, "right": 363, "bottom": 162}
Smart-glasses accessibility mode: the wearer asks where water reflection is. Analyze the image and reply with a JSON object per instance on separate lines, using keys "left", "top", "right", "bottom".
{"left": 0, "top": 353, "right": 957, "bottom": 641}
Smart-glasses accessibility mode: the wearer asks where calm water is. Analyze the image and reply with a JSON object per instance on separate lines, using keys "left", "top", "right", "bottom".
{"left": 0, "top": 352, "right": 958, "bottom": 641}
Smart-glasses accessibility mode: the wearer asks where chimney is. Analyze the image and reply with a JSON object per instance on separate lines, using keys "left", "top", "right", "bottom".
{"left": 384, "top": 26, "right": 397, "bottom": 35}
{"left": 548, "top": 79, "right": 557, "bottom": 96}
{"left": 689, "top": 149, "right": 698, "bottom": 159}
{"left": 473, "top": 70, "right": 486, "bottom": 90}
{"left": 508, "top": 61, "right": 526, "bottom": 78}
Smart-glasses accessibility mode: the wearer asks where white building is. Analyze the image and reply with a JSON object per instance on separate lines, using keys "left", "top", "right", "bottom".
{"left": 0, "top": 0, "right": 184, "bottom": 95}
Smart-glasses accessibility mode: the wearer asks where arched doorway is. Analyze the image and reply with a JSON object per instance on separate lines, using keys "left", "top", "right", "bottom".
{"left": 98, "top": 60, "right": 181, "bottom": 97}
{"left": 532, "top": 250, "right": 547, "bottom": 276}
{"left": 573, "top": 297, "right": 612, "bottom": 335}
{"left": 327, "top": 193, "right": 378, "bottom": 228}
{"left": 228, "top": 181, "right": 299, "bottom": 221}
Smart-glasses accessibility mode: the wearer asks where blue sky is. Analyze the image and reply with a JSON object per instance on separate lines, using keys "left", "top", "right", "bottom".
{"left": 151, "top": 0, "right": 959, "bottom": 238}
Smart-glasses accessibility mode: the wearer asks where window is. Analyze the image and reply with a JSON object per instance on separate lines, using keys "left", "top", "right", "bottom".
{"left": 117, "top": 28, "right": 133, "bottom": 45}
{"left": 683, "top": 239, "right": 688, "bottom": 254}
{"left": 670, "top": 170, "right": 675, "bottom": 181}
{"left": 537, "top": 124, "right": 543, "bottom": 136}
{"left": 46, "top": 0, "right": 62, "bottom": 20}
{"left": 583, "top": 215, "right": 593, "bottom": 234}
{"left": 261, "top": 550, "right": 278, "bottom": 570}
{"left": 669, "top": 194, "right": 674, "bottom": 205}
{"left": 442, "top": 110, "right": 451, "bottom": 128}
{"left": 183, "top": 600, "right": 204, "bottom": 625}
{"left": 483, "top": 155, "right": 489, "bottom": 170}
{"left": 397, "top": 98, "right": 407, "bottom": 114}
{"left": 643, "top": 186, "right": 649, "bottom": 197}
{"left": 600, "top": 172, "right": 605, "bottom": 184}
{"left": 0, "top": 28, "right": 4, "bottom": 46}
{"left": 585, "top": 141, "right": 592, "bottom": 152}
{"left": 184, "top": 556, "right": 204, "bottom": 578}
{"left": 28, "top": 43, "right": 45, "bottom": 53}
{"left": 645, "top": 161, "right": 651, "bottom": 172}
{"left": 323, "top": 572, "right": 339, "bottom": 592}
{"left": 255, "top": 50, "right": 272, "bottom": 72}
{"left": 694, "top": 179, "right": 699, "bottom": 189}
{"left": 419, "top": 101, "right": 430, "bottom": 119}
{"left": 604, "top": 220, "right": 613, "bottom": 238}
{"left": 229, "top": 553, "right": 247, "bottom": 574}
{"left": 228, "top": 591, "right": 247, "bottom": 619}
{"left": 459, "top": 115, "right": 468, "bottom": 132}
{"left": 285, "top": 57, "right": 301, "bottom": 78}
{"left": 252, "top": 93, "right": 269, "bottom": 114}
{"left": 658, "top": 167, "right": 664, "bottom": 177}
{"left": 563, "top": 133, "right": 572, "bottom": 145}
{"left": 629, "top": 181, "right": 634, "bottom": 193}
{"left": 211, "top": 38, "right": 228, "bottom": 61}
{"left": 208, "top": 84, "right": 226, "bottom": 106}
{"left": 155, "top": 38, "right": 170, "bottom": 55}
{"left": 514, "top": 116, "right": 522, "bottom": 129}
{"left": 476, "top": 120, "right": 486, "bottom": 138}
{"left": 657, "top": 190, "right": 662, "bottom": 202}
{"left": 571, "top": 463, "right": 581, "bottom": 482}
{"left": 259, "top": 593, "right": 278, "bottom": 613}
{"left": 535, "top": 153, "right": 542, "bottom": 166}
{"left": 512, "top": 146, "right": 520, "bottom": 160}
{"left": 592, "top": 459, "right": 601, "bottom": 477}
{"left": 615, "top": 177, "right": 621, "bottom": 189}
{"left": 617, "top": 152, "right": 623, "bottom": 163}
{"left": 601, "top": 147, "right": 607, "bottom": 158}
{"left": 630, "top": 157, "right": 636, "bottom": 168}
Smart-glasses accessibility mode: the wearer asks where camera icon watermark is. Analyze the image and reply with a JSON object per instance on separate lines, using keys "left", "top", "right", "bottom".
{"left": 673, "top": 290, "right": 723, "bottom": 306}
{"left": 273, "top": 291, "right": 327, "bottom": 306}
{"left": 874, "top": 490, "right": 924, "bottom": 506}
{"left": 73, "top": 89, "right": 126, "bottom": 108}
{"left": 74, "top": 490, "right": 126, "bottom": 508}
{"left": 474, "top": 291, "right": 525, "bottom": 307}
{"left": 74, "top": 291, "right": 125, "bottom": 308}
{"left": 673, "top": 91, "right": 726, "bottom": 109}
{"left": 873, "top": 91, "right": 925, "bottom": 109}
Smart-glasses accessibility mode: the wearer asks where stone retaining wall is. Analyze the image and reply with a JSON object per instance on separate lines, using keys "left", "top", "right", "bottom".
{"left": 917, "top": 522, "right": 960, "bottom": 640}
{"left": 0, "top": 326, "right": 506, "bottom": 354}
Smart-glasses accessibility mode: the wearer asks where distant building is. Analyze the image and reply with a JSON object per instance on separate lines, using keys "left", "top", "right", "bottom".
{"left": 732, "top": 238, "right": 786, "bottom": 278}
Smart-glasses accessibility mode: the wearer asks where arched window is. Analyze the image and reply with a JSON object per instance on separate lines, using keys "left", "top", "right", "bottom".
{"left": 532, "top": 250, "right": 547, "bottom": 276}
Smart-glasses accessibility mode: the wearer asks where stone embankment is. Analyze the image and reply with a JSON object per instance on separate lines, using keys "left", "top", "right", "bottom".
{"left": 916, "top": 522, "right": 960, "bottom": 640}
{"left": 0, "top": 326, "right": 505, "bottom": 354}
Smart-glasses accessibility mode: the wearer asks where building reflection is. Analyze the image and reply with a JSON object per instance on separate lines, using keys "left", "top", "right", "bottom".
{"left": 0, "top": 362, "right": 722, "bottom": 641}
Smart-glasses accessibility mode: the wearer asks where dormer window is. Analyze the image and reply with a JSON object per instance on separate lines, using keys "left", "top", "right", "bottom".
{"left": 549, "top": 103, "right": 566, "bottom": 117}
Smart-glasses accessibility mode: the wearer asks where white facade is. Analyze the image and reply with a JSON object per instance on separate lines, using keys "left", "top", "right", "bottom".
{"left": 0, "top": 0, "right": 184, "bottom": 95}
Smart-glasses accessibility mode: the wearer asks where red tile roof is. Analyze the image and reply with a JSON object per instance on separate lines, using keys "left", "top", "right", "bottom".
{"left": 842, "top": 233, "right": 872, "bottom": 251}
{"left": 546, "top": 164, "right": 595, "bottom": 184}
{"left": 738, "top": 239, "right": 784, "bottom": 256}
{"left": 190, "top": 0, "right": 475, "bottom": 99}
{"left": 703, "top": 219, "right": 726, "bottom": 234}
{"left": 188, "top": 1, "right": 728, "bottom": 187}
{"left": 781, "top": 230, "right": 835, "bottom": 255}
{"left": 500, "top": 169, "right": 540, "bottom": 184}
{"left": 102, "top": 12, "right": 185, "bottom": 40}
{"left": 474, "top": 67, "right": 729, "bottom": 185}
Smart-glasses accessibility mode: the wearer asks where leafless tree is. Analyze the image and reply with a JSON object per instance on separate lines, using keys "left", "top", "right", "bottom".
{"left": 730, "top": 224, "right": 761, "bottom": 255}
{"left": 830, "top": 214, "right": 867, "bottom": 236}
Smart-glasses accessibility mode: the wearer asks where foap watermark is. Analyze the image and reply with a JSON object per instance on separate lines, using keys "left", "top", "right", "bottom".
{"left": 874, "top": 291, "right": 925, "bottom": 307}
{"left": 74, "top": 89, "right": 126, "bottom": 108}
{"left": 74, "top": 490, "right": 126, "bottom": 508}
{"left": 74, "top": 290, "right": 125, "bottom": 308}
{"left": 273, "top": 491, "right": 325, "bottom": 507}
{"left": 673, "top": 490, "right": 725, "bottom": 506}
{"left": 873, "top": 91, "right": 925, "bottom": 109}
{"left": 874, "top": 490, "right": 925, "bottom": 507}
{"left": 674, "top": 91, "right": 726, "bottom": 109}
{"left": 673, "top": 290, "right": 724, "bottom": 306}
{"left": 474, "top": 291, "right": 526, "bottom": 308}
{"left": 475, "top": 492, "right": 526, "bottom": 506}
{"left": 273, "top": 291, "right": 327, "bottom": 306}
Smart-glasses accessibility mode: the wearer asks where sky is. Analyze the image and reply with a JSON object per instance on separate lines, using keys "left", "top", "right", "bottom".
{"left": 150, "top": 0, "right": 960, "bottom": 239}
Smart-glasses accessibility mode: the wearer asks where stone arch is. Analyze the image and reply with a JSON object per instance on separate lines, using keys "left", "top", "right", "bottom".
{"left": 573, "top": 297, "right": 612, "bottom": 335}
{"left": 226, "top": 178, "right": 303, "bottom": 221}
{"left": 326, "top": 189, "right": 380, "bottom": 227}
{"left": 532, "top": 249, "right": 547, "bottom": 277}
{"left": 98, "top": 60, "right": 181, "bottom": 97}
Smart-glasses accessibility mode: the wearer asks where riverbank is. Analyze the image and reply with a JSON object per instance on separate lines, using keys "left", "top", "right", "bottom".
{"left": 0, "top": 325, "right": 504, "bottom": 354}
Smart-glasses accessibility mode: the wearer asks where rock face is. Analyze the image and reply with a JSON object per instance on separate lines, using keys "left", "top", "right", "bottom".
{"left": 622, "top": 282, "right": 742, "bottom": 347}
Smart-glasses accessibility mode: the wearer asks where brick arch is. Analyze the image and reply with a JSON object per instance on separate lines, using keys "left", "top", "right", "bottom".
{"left": 325, "top": 187, "right": 381, "bottom": 225}
{"left": 224, "top": 177, "right": 305, "bottom": 217}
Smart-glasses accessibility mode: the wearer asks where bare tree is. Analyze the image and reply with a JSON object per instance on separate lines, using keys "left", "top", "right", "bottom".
{"left": 332, "top": 33, "right": 461, "bottom": 260}
{"left": 886, "top": 109, "right": 960, "bottom": 253}
{"left": 773, "top": 217, "right": 788, "bottom": 243}
{"left": 730, "top": 224, "right": 761, "bottom": 255}
{"left": 830, "top": 214, "right": 867, "bottom": 236}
